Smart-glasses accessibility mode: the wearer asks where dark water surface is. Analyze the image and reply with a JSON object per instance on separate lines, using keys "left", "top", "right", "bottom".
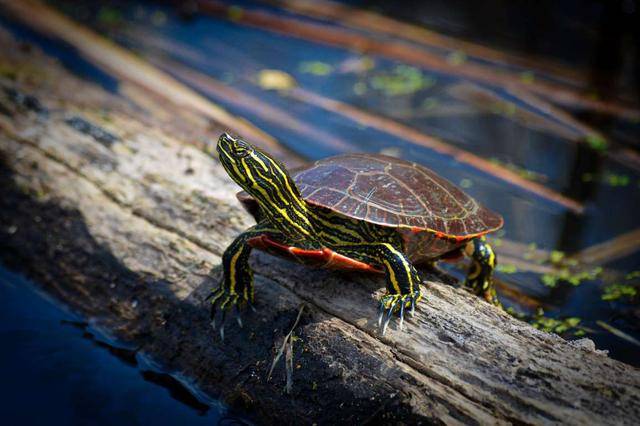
{"left": 0, "top": 266, "right": 241, "bottom": 425}
{"left": 0, "top": 0, "right": 638, "bottom": 411}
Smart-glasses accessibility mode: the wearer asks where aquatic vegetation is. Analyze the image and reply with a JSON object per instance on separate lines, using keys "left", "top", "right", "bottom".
{"left": 531, "top": 309, "right": 585, "bottom": 336}
{"left": 257, "top": 69, "right": 297, "bottom": 90}
{"left": 447, "top": 51, "right": 467, "bottom": 66}
{"left": 353, "top": 81, "right": 367, "bottom": 95}
{"left": 299, "top": 61, "right": 334, "bottom": 76}
{"left": 459, "top": 178, "right": 473, "bottom": 188}
{"left": 601, "top": 283, "right": 637, "bottom": 302}
{"left": 537, "top": 249, "right": 601, "bottom": 287}
{"left": 227, "top": 5, "right": 244, "bottom": 21}
{"left": 369, "top": 65, "right": 435, "bottom": 96}
{"left": 150, "top": 10, "right": 167, "bottom": 26}
{"left": 581, "top": 172, "right": 631, "bottom": 187}
{"left": 520, "top": 71, "right": 535, "bottom": 84}
{"left": 540, "top": 266, "right": 602, "bottom": 288}
{"left": 420, "top": 97, "right": 439, "bottom": 111}
{"left": 626, "top": 271, "right": 640, "bottom": 280}
{"left": 338, "top": 56, "right": 375, "bottom": 74}
{"left": 506, "top": 307, "right": 586, "bottom": 337}
{"left": 97, "top": 6, "right": 122, "bottom": 26}
{"left": 523, "top": 242, "right": 539, "bottom": 261}
{"left": 489, "top": 101, "right": 517, "bottom": 117}
{"left": 496, "top": 263, "right": 518, "bottom": 274}
{"left": 489, "top": 158, "right": 547, "bottom": 183}
{"left": 585, "top": 134, "right": 608, "bottom": 152}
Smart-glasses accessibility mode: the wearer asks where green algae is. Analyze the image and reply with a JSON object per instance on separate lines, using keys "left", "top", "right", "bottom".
{"left": 299, "top": 61, "right": 334, "bottom": 76}
{"left": 601, "top": 283, "right": 637, "bottom": 302}
{"left": 506, "top": 307, "right": 586, "bottom": 337}
{"left": 489, "top": 158, "right": 547, "bottom": 183}
{"left": 540, "top": 266, "right": 602, "bottom": 288}
{"left": 496, "top": 263, "right": 518, "bottom": 274}
{"left": 585, "top": 134, "right": 608, "bottom": 152}
{"left": 369, "top": 65, "right": 435, "bottom": 97}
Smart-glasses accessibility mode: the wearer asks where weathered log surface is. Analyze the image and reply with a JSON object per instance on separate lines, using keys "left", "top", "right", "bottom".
{"left": 0, "top": 27, "right": 639, "bottom": 426}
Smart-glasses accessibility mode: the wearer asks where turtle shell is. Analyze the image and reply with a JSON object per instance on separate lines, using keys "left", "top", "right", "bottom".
{"left": 294, "top": 154, "right": 503, "bottom": 236}
{"left": 237, "top": 154, "right": 502, "bottom": 263}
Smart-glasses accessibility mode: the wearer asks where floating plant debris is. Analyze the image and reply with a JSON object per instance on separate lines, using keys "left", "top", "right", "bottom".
{"left": 459, "top": 178, "right": 473, "bottom": 188}
{"left": 489, "top": 158, "right": 547, "bottom": 183}
{"left": 369, "top": 65, "right": 435, "bottom": 96}
{"left": 299, "top": 61, "right": 334, "bottom": 76}
{"left": 496, "top": 263, "right": 518, "bottom": 274}
{"left": 582, "top": 172, "right": 631, "bottom": 187}
{"left": 531, "top": 309, "right": 585, "bottom": 336}
{"left": 446, "top": 50, "right": 467, "bottom": 66}
{"left": 601, "top": 283, "right": 637, "bottom": 302}
{"left": 626, "top": 271, "right": 640, "bottom": 280}
{"left": 520, "top": 71, "right": 535, "bottom": 84}
{"left": 257, "top": 69, "right": 297, "bottom": 90}
{"left": 585, "top": 134, "right": 608, "bottom": 152}
{"left": 506, "top": 307, "right": 586, "bottom": 337}
{"left": 540, "top": 266, "right": 602, "bottom": 288}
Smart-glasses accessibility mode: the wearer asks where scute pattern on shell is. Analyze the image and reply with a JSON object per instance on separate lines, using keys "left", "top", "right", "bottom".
{"left": 294, "top": 154, "right": 503, "bottom": 237}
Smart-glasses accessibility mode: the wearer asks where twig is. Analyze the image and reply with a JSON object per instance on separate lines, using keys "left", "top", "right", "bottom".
{"left": 571, "top": 228, "right": 640, "bottom": 265}
{"left": 267, "top": 303, "right": 306, "bottom": 393}
{"left": 597, "top": 321, "right": 640, "bottom": 348}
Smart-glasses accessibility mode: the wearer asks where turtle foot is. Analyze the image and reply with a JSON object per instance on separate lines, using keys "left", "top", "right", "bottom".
{"left": 465, "top": 276, "right": 502, "bottom": 308}
{"left": 377, "top": 290, "right": 422, "bottom": 336}
{"left": 206, "top": 286, "right": 252, "bottom": 341}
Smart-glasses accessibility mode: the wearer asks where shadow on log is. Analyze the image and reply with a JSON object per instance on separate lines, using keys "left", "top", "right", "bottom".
{"left": 0, "top": 24, "right": 639, "bottom": 425}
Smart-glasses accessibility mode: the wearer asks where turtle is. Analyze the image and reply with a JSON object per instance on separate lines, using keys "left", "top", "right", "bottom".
{"left": 209, "top": 133, "right": 503, "bottom": 336}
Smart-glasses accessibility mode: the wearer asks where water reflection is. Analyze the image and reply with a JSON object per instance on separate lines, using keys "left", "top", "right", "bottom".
{"left": 0, "top": 267, "right": 238, "bottom": 425}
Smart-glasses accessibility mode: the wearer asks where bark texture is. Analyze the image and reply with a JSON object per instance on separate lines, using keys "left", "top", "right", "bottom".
{"left": 0, "top": 27, "right": 639, "bottom": 425}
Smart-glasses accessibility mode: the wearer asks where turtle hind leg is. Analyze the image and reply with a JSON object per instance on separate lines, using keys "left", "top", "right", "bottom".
{"left": 464, "top": 237, "right": 502, "bottom": 307}
{"left": 334, "top": 242, "right": 423, "bottom": 335}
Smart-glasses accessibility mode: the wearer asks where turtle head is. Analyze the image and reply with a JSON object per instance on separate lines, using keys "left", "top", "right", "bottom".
{"left": 216, "top": 133, "right": 314, "bottom": 240}
{"left": 217, "top": 132, "right": 260, "bottom": 186}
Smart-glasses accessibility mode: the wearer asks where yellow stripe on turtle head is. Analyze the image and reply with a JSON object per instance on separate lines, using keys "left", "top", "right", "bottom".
{"left": 216, "top": 133, "right": 315, "bottom": 240}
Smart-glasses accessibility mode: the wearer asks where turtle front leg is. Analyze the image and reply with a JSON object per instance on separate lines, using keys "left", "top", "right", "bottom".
{"left": 208, "top": 222, "right": 277, "bottom": 339}
{"left": 464, "top": 237, "right": 501, "bottom": 307}
{"left": 335, "top": 242, "right": 423, "bottom": 335}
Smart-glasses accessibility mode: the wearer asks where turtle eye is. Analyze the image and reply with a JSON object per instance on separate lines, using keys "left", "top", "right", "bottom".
{"left": 234, "top": 140, "right": 253, "bottom": 158}
{"left": 235, "top": 146, "right": 252, "bottom": 158}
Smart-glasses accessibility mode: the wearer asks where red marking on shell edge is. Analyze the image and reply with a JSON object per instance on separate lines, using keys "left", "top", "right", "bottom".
{"left": 247, "top": 235, "right": 383, "bottom": 273}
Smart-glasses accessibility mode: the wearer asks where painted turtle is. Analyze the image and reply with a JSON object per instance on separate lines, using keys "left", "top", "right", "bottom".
{"left": 209, "top": 133, "right": 503, "bottom": 336}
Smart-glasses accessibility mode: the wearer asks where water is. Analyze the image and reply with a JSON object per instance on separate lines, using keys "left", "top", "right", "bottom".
{"left": 0, "top": 266, "right": 242, "bottom": 425}
{"left": 1, "top": 0, "right": 638, "bottom": 375}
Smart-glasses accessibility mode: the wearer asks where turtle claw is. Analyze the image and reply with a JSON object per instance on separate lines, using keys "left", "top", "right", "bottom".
{"left": 377, "top": 301, "right": 385, "bottom": 327}
{"left": 236, "top": 313, "right": 244, "bottom": 329}
{"left": 378, "top": 291, "right": 422, "bottom": 335}
{"left": 207, "top": 284, "right": 250, "bottom": 340}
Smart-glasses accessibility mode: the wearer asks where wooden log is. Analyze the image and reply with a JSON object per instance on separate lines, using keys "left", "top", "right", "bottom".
{"left": 1, "top": 25, "right": 639, "bottom": 426}
{"left": 0, "top": 0, "right": 298, "bottom": 163}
